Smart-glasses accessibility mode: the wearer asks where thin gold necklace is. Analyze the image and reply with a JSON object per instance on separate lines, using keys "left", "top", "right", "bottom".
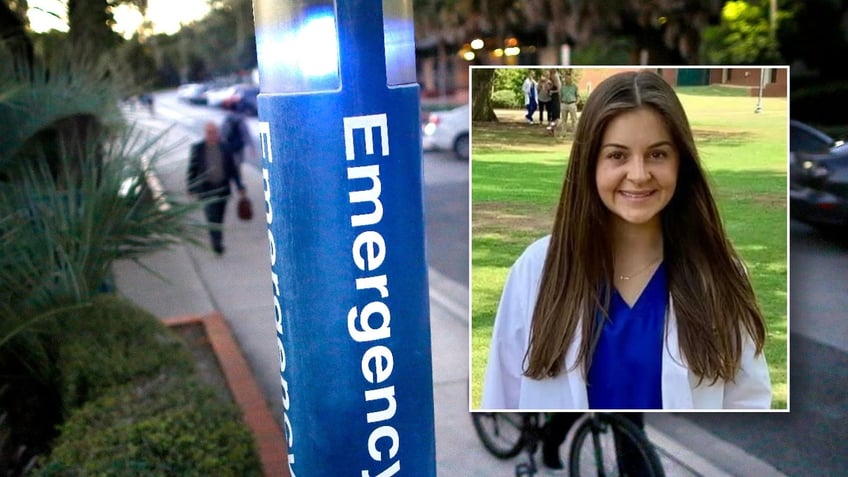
{"left": 617, "top": 256, "right": 662, "bottom": 281}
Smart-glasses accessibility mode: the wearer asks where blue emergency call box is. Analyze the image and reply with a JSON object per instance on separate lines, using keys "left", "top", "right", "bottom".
{"left": 253, "top": 0, "right": 436, "bottom": 475}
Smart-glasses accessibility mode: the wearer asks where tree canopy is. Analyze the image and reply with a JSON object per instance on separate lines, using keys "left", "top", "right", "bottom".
{"left": 2, "top": 0, "right": 848, "bottom": 90}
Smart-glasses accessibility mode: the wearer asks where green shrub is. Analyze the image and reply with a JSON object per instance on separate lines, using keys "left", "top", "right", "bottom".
{"left": 493, "top": 68, "right": 527, "bottom": 94}
{"left": 492, "top": 89, "right": 522, "bottom": 109}
{"left": 55, "top": 294, "right": 194, "bottom": 412}
{"left": 35, "top": 374, "right": 262, "bottom": 477}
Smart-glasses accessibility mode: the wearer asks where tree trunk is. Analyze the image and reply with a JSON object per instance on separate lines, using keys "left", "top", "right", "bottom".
{"left": 471, "top": 68, "right": 497, "bottom": 122}
{"left": 68, "top": 0, "right": 119, "bottom": 52}
{"left": 0, "top": 0, "right": 34, "bottom": 74}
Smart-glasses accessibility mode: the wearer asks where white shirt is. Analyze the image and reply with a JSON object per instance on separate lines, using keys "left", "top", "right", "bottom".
{"left": 522, "top": 78, "right": 537, "bottom": 106}
{"left": 480, "top": 236, "right": 773, "bottom": 410}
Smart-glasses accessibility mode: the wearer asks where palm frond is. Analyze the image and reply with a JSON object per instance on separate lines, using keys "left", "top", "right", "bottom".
{"left": 0, "top": 41, "right": 208, "bottom": 376}
{"left": 0, "top": 40, "right": 132, "bottom": 166}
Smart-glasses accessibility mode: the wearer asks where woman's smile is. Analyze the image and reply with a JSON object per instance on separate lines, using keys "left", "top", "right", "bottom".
{"left": 618, "top": 189, "right": 657, "bottom": 200}
{"left": 595, "top": 107, "right": 679, "bottom": 227}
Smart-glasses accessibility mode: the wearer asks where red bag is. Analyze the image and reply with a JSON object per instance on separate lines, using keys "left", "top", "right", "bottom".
{"left": 237, "top": 196, "right": 252, "bottom": 221}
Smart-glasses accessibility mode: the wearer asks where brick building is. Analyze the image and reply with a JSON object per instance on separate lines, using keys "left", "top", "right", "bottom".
{"left": 570, "top": 67, "right": 787, "bottom": 98}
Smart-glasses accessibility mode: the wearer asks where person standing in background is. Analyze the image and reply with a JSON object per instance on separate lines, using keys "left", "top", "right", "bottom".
{"left": 537, "top": 71, "right": 552, "bottom": 125}
{"left": 546, "top": 69, "right": 562, "bottom": 133}
{"left": 561, "top": 73, "right": 579, "bottom": 136}
{"left": 523, "top": 70, "right": 539, "bottom": 124}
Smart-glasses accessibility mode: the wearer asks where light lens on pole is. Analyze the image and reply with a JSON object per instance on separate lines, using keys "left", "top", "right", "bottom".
{"left": 382, "top": 0, "right": 416, "bottom": 85}
{"left": 254, "top": 0, "right": 340, "bottom": 93}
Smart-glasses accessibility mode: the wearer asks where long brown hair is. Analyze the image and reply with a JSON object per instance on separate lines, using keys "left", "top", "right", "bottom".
{"left": 524, "top": 70, "right": 766, "bottom": 383}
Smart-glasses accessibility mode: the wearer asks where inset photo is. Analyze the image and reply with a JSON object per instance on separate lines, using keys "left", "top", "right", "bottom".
{"left": 469, "top": 67, "right": 789, "bottom": 411}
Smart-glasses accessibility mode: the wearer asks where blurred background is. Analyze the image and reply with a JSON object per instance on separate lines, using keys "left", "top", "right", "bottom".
{"left": 2, "top": 1, "right": 847, "bottom": 476}
{"left": 3, "top": 0, "right": 844, "bottom": 126}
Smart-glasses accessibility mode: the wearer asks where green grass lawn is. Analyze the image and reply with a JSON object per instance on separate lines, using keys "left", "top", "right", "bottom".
{"left": 471, "top": 93, "right": 788, "bottom": 410}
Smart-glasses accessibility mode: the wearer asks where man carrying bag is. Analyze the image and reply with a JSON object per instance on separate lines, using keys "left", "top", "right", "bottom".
{"left": 187, "top": 121, "right": 247, "bottom": 255}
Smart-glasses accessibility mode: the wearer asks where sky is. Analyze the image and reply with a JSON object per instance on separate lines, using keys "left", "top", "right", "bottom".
{"left": 27, "top": 0, "right": 212, "bottom": 37}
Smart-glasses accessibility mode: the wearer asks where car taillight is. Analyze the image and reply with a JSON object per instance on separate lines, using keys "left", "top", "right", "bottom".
{"left": 428, "top": 113, "right": 440, "bottom": 125}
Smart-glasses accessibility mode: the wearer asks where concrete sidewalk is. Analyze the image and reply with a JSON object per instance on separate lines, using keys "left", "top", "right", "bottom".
{"left": 112, "top": 107, "right": 786, "bottom": 476}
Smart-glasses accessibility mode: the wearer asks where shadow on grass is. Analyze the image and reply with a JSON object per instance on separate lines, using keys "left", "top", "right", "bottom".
{"left": 472, "top": 157, "right": 566, "bottom": 205}
{"left": 693, "top": 128, "right": 755, "bottom": 148}
{"left": 472, "top": 120, "right": 574, "bottom": 151}
{"left": 471, "top": 118, "right": 760, "bottom": 153}
{"left": 709, "top": 168, "right": 787, "bottom": 208}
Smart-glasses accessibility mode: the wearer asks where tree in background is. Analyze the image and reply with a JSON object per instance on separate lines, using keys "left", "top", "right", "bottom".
{"left": 701, "top": 0, "right": 790, "bottom": 65}
{"left": 414, "top": 0, "right": 728, "bottom": 65}
{"left": 471, "top": 68, "right": 496, "bottom": 121}
{"left": 778, "top": 0, "right": 848, "bottom": 79}
{"left": 473, "top": 68, "right": 583, "bottom": 122}
{"left": 1, "top": 0, "right": 33, "bottom": 71}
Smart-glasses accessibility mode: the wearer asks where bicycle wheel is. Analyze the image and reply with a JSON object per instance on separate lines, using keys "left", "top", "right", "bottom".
{"left": 471, "top": 412, "right": 527, "bottom": 459}
{"left": 568, "top": 413, "right": 665, "bottom": 477}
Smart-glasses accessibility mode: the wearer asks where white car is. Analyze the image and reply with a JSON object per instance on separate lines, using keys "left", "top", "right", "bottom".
{"left": 205, "top": 85, "right": 241, "bottom": 108}
{"left": 176, "top": 83, "right": 208, "bottom": 104}
{"left": 422, "top": 103, "right": 469, "bottom": 160}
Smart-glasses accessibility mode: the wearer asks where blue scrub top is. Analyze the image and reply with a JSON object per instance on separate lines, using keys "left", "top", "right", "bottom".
{"left": 587, "top": 263, "right": 667, "bottom": 409}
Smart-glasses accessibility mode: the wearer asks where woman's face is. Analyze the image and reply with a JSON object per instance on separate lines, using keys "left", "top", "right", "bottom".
{"left": 595, "top": 107, "right": 679, "bottom": 228}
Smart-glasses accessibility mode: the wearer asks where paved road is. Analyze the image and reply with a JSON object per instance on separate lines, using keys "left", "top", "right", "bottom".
{"left": 664, "top": 220, "right": 848, "bottom": 476}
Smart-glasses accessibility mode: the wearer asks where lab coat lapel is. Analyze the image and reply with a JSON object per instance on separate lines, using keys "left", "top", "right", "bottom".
{"left": 661, "top": 299, "right": 694, "bottom": 408}
{"left": 565, "top": 319, "right": 589, "bottom": 408}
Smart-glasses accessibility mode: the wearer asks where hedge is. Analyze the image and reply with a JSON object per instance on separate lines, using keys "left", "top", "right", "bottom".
{"left": 35, "top": 375, "right": 262, "bottom": 477}
{"left": 492, "top": 89, "right": 523, "bottom": 109}
{"left": 33, "top": 294, "right": 263, "bottom": 476}
{"left": 55, "top": 294, "right": 194, "bottom": 412}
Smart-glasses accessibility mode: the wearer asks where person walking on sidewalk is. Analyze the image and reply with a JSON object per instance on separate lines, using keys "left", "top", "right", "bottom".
{"left": 221, "top": 107, "right": 257, "bottom": 169}
{"left": 522, "top": 70, "right": 538, "bottom": 124}
{"left": 187, "top": 121, "right": 246, "bottom": 255}
{"left": 481, "top": 70, "right": 771, "bottom": 410}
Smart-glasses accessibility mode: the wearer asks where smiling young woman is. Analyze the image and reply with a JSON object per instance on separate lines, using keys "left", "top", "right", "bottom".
{"left": 481, "top": 70, "right": 770, "bottom": 413}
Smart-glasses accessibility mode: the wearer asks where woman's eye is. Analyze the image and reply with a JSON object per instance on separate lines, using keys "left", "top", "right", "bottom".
{"left": 606, "top": 151, "right": 626, "bottom": 160}
{"left": 649, "top": 150, "right": 668, "bottom": 159}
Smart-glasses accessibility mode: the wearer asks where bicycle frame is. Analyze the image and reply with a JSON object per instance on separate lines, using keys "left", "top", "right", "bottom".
{"left": 473, "top": 412, "right": 664, "bottom": 477}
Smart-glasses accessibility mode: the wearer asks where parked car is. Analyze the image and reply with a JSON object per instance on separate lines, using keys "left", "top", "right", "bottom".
{"left": 177, "top": 83, "right": 209, "bottom": 105}
{"left": 422, "top": 103, "right": 469, "bottom": 160}
{"left": 221, "top": 84, "right": 259, "bottom": 116}
{"left": 205, "top": 84, "right": 241, "bottom": 108}
{"left": 790, "top": 119, "right": 848, "bottom": 228}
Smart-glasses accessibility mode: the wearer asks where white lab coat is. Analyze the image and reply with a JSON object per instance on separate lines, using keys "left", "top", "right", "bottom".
{"left": 522, "top": 78, "right": 538, "bottom": 106}
{"left": 480, "top": 236, "right": 772, "bottom": 410}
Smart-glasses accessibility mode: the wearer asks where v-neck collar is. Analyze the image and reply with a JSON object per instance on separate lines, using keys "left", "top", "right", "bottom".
{"left": 613, "top": 262, "right": 665, "bottom": 310}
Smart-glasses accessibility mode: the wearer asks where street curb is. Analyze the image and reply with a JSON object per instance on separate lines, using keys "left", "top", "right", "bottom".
{"left": 647, "top": 413, "right": 789, "bottom": 477}
{"left": 163, "top": 313, "right": 288, "bottom": 477}
{"left": 646, "top": 425, "right": 733, "bottom": 477}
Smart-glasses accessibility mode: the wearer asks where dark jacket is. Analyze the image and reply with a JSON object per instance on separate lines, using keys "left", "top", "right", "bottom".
{"left": 187, "top": 141, "right": 244, "bottom": 197}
